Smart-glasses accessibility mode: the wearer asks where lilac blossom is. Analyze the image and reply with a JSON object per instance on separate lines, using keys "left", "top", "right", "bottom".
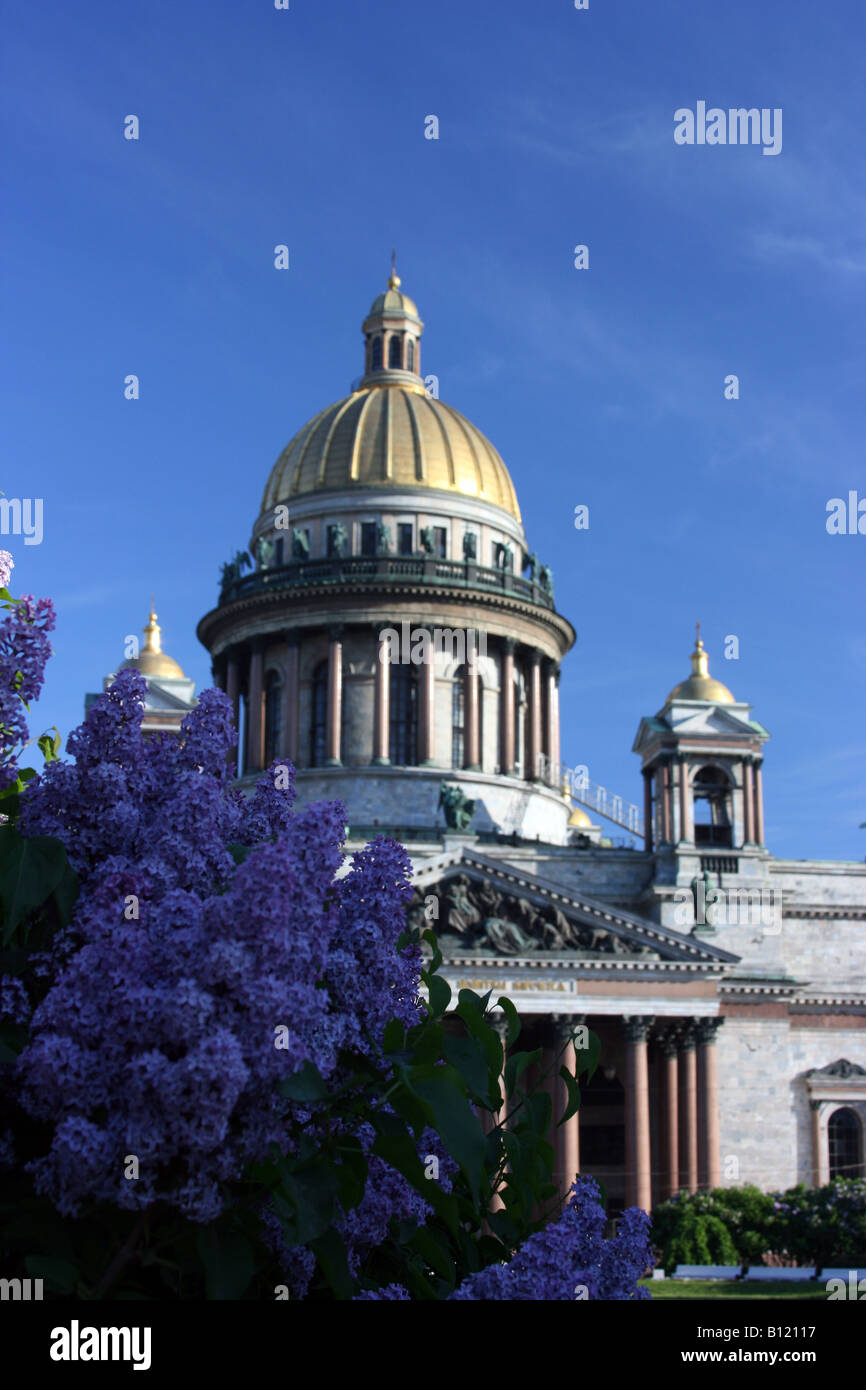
{"left": 0, "top": 592, "right": 55, "bottom": 784}
{"left": 0, "top": 551, "right": 13, "bottom": 590}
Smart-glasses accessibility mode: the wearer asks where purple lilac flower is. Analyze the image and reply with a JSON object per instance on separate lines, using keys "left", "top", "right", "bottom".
{"left": 0, "top": 551, "right": 13, "bottom": 589}
{"left": 0, "top": 593, "right": 55, "bottom": 769}
{"left": 450, "top": 1176, "right": 653, "bottom": 1301}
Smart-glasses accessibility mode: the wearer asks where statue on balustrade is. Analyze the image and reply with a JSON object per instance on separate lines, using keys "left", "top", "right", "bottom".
{"left": 257, "top": 536, "right": 275, "bottom": 571}
{"left": 375, "top": 522, "right": 392, "bottom": 555}
{"left": 538, "top": 563, "right": 553, "bottom": 595}
{"left": 420, "top": 525, "right": 436, "bottom": 555}
{"left": 219, "top": 549, "right": 251, "bottom": 597}
{"left": 463, "top": 530, "right": 477, "bottom": 561}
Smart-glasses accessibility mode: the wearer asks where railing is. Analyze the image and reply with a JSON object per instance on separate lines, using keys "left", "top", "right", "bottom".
{"left": 540, "top": 756, "right": 644, "bottom": 838}
{"left": 220, "top": 555, "right": 556, "bottom": 609}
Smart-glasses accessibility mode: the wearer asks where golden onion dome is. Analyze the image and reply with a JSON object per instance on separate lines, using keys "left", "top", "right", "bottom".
{"left": 262, "top": 387, "right": 521, "bottom": 521}
{"left": 260, "top": 266, "right": 522, "bottom": 522}
{"left": 665, "top": 627, "right": 735, "bottom": 705}
{"left": 122, "top": 601, "right": 186, "bottom": 680}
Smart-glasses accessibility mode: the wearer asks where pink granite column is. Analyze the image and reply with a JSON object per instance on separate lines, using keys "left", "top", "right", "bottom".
{"left": 247, "top": 641, "right": 265, "bottom": 774}
{"left": 500, "top": 639, "right": 515, "bottom": 774}
{"left": 678, "top": 756, "right": 692, "bottom": 843}
{"left": 419, "top": 628, "right": 436, "bottom": 764}
{"left": 661, "top": 1032, "right": 679, "bottom": 1199}
{"left": 325, "top": 625, "right": 343, "bottom": 766}
{"left": 662, "top": 762, "right": 672, "bottom": 843}
{"left": 624, "top": 1016, "right": 653, "bottom": 1211}
{"left": 225, "top": 651, "right": 240, "bottom": 776}
{"left": 678, "top": 1025, "right": 699, "bottom": 1194}
{"left": 552, "top": 1015, "right": 581, "bottom": 1201}
{"left": 283, "top": 634, "right": 300, "bottom": 765}
{"left": 697, "top": 1019, "right": 722, "bottom": 1190}
{"left": 464, "top": 643, "right": 480, "bottom": 770}
{"left": 754, "top": 762, "right": 765, "bottom": 846}
{"left": 372, "top": 626, "right": 390, "bottom": 765}
{"left": 528, "top": 650, "right": 542, "bottom": 782}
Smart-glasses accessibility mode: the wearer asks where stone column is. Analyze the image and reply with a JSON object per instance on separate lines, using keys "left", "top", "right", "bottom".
{"left": 464, "top": 645, "right": 480, "bottom": 770}
{"left": 678, "top": 1025, "right": 699, "bottom": 1194}
{"left": 810, "top": 1100, "right": 826, "bottom": 1187}
{"left": 325, "top": 625, "right": 343, "bottom": 766}
{"left": 419, "top": 627, "right": 436, "bottom": 765}
{"left": 742, "top": 758, "right": 754, "bottom": 844}
{"left": 678, "top": 755, "right": 692, "bottom": 843}
{"left": 662, "top": 762, "right": 672, "bottom": 843}
{"left": 696, "top": 1019, "right": 723, "bottom": 1190}
{"left": 527, "top": 649, "right": 542, "bottom": 782}
{"left": 551, "top": 1014, "right": 581, "bottom": 1202}
{"left": 247, "top": 640, "right": 265, "bottom": 774}
{"left": 500, "top": 639, "right": 515, "bottom": 774}
{"left": 550, "top": 667, "right": 561, "bottom": 783}
{"left": 225, "top": 651, "right": 240, "bottom": 776}
{"left": 372, "top": 626, "right": 390, "bottom": 765}
{"left": 283, "top": 634, "right": 300, "bottom": 765}
{"left": 624, "top": 1016, "right": 653, "bottom": 1211}
{"left": 544, "top": 664, "right": 559, "bottom": 785}
{"left": 660, "top": 1032, "right": 679, "bottom": 1199}
{"left": 754, "top": 762, "right": 765, "bottom": 846}
{"left": 643, "top": 769, "right": 653, "bottom": 852}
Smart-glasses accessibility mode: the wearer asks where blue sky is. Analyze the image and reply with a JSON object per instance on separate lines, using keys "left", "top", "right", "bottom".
{"left": 3, "top": 0, "right": 864, "bottom": 861}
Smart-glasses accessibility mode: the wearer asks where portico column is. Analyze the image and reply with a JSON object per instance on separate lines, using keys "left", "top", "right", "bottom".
{"left": 544, "top": 663, "right": 559, "bottom": 786}
{"left": 696, "top": 1019, "right": 723, "bottom": 1189}
{"left": 742, "top": 758, "right": 754, "bottom": 844}
{"left": 500, "top": 639, "right": 515, "bottom": 774}
{"left": 678, "top": 1025, "right": 699, "bottom": 1193}
{"left": 624, "top": 1016, "right": 653, "bottom": 1211}
{"left": 528, "top": 649, "right": 542, "bottom": 782}
{"left": 551, "top": 668, "right": 561, "bottom": 780}
{"left": 551, "top": 1014, "right": 581, "bottom": 1201}
{"left": 247, "top": 640, "right": 265, "bottom": 774}
{"left": 754, "top": 763, "right": 765, "bottom": 846}
{"left": 225, "top": 651, "right": 240, "bottom": 776}
{"left": 662, "top": 761, "right": 672, "bottom": 843}
{"left": 643, "top": 769, "right": 653, "bottom": 853}
{"left": 660, "top": 1032, "right": 679, "bottom": 1199}
{"left": 325, "top": 625, "right": 343, "bottom": 766}
{"left": 419, "top": 627, "right": 436, "bottom": 764}
{"left": 283, "top": 633, "right": 300, "bottom": 764}
{"left": 372, "top": 626, "right": 390, "bottom": 765}
{"left": 464, "top": 642, "right": 480, "bottom": 770}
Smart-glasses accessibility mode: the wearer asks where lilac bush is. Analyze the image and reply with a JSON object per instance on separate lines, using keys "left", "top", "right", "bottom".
{"left": 0, "top": 588, "right": 55, "bottom": 789}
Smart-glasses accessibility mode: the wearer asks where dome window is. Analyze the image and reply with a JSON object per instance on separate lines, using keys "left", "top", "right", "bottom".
{"left": 407, "top": 339, "right": 415, "bottom": 372}
{"left": 389, "top": 666, "right": 418, "bottom": 766}
{"left": 264, "top": 670, "right": 282, "bottom": 764}
{"left": 371, "top": 336, "right": 383, "bottom": 371}
{"left": 388, "top": 334, "right": 403, "bottom": 369}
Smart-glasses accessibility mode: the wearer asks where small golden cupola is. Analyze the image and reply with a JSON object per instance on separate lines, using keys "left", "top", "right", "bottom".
{"left": 360, "top": 252, "right": 425, "bottom": 388}
{"left": 125, "top": 599, "right": 187, "bottom": 680}
{"left": 664, "top": 624, "right": 736, "bottom": 706}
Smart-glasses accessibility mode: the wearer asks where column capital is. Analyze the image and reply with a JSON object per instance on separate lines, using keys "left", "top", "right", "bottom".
{"left": 694, "top": 1017, "right": 724, "bottom": 1046}
{"left": 283, "top": 629, "right": 301, "bottom": 647}
{"left": 657, "top": 1028, "right": 680, "bottom": 1059}
{"left": 489, "top": 1010, "right": 511, "bottom": 1045}
{"left": 550, "top": 1012, "right": 586, "bottom": 1044}
{"left": 502, "top": 637, "right": 517, "bottom": 656}
{"left": 623, "top": 1015, "right": 654, "bottom": 1044}
{"left": 327, "top": 623, "right": 344, "bottom": 643}
{"left": 674, "top": 1020, "right": 697, "bottom": 1051}
{"left": 250, "top": 635, "right": 266, "bottom": 655}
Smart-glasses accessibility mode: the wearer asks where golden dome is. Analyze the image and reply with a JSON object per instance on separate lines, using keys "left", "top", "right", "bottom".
{"left": 568, "top": 804, "right": 594, "bottom": 829}
{"left": 262, "top": 385, "right": 522, "bottom": 521}
{"left": 122, "top": 600, "right": 186, "bottom": 680}
{"left": 261, "top": 270, "right": 522, "bottom": 522}
{"left": 665, "top": 626, "right": 735, "bottom": 705}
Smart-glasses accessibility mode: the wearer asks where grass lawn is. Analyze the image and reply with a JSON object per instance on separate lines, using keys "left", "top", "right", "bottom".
{"left": 641, "top": 1279, "right": 827, "bottom": 1300}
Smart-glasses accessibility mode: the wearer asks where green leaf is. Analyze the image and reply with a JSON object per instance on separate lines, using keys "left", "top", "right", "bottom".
{"left": 226, "top": 841, "right": 252, "bottom": 866}
{"left": 504, "top": 1046, "right": 540, "bottom": 1100}
{"left": 51, "top": 861, "right": 79, "bottom": 928}
{"left": 443, "top": 1033, "right": 491, "bottom": 1101}
{"left": 410, "top": 1225, "right": 456, "bottom": 1285}
{"left": 409, "top": 1065, "right": 488, "bottom": 1201}
{"left": 574, "top": 1026, "right": 602, "bottom": 1081}
{"left": 557, "top": 1065, "right": 582, "bottom": 1125}
{"left": 0, "top": 828, "right": 69, "bottom": 942}
{"left": 278, "top": 1161, "right": 340, "bottom": 1245}
{"left": 195, "top": 1226, "right": 256, "bottom": 1300}
{"left": 382, "top": 1018, "right": 404, "bottom": 1053}
{"left": 426, "top": 973, "right": 451, "bottom": 1018}
{"left": 454, "top": 994, "right": 501, "bottom": 1073}
{"left": 311, "top": 1227, "right": 354, "bottom": 1300}
{"left": 495, "top": 995, "right": 521, "bottom": 1047}
{"left": 278, "top": 1059, "right": 328, "bottom": 1102}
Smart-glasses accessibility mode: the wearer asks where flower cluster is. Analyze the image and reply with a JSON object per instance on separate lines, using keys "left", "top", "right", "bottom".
{"left": 450, "top": 1177, "right": 653, "bottom": 1300}
{"left": 0, "top": 590, "right": 55, "bottom": 787}
{"left": 15, "top": 672, "right": 422, "bottom": 1221}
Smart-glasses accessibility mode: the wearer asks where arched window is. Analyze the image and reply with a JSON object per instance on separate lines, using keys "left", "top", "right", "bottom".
{"left": 389, "top": 666, "right": 418, "bottom": 766}
{"left": 829, "top": 1107, "right": 863, "bottom": 1178}
{"left": 388, "top": 334, "right": 403, "bottom": 369}
{"left": 264, "top": 670, "right": 282, "bottom": 765}
{"left": 371, "top": 336, "right": 383, "bottom": 371}
{"left": 407, "top": 339, "right": 415, "bottom": 372}
{"left": 693, "top": 765, "right": 733, "bottom": 847}
{"left": 310, "top": 660, "right": 328, "bottom": 768}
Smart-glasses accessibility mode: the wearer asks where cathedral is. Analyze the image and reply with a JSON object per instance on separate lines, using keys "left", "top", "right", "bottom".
{"left": 186, "top": 268, "right": 866, "bottom": 1213}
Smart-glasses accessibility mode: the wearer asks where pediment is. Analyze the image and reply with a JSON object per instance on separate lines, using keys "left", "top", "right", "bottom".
{"left": 409, "top": 847, "right": 738, "bottom": 967}
{"left": 668, "top": 704, "right": 755, "bottom": 737}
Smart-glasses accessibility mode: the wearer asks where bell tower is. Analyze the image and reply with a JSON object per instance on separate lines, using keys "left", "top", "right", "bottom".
{"left": 632, "top": 627, "right": 771, "bottom": 927}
